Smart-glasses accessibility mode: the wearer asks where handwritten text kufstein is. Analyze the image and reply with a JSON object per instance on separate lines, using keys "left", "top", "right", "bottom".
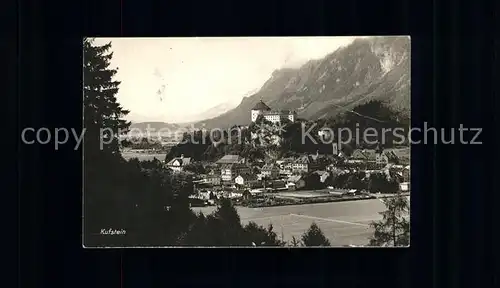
{"left": 100, "top": 228, "right": 126, "bottom": 235}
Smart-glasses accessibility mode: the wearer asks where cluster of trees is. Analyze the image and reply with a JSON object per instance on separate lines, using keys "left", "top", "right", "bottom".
{"left": 83, "top": 38, "right": 196, "bottom": 246}
{"left": 303, "top": 172, "right": 327, "bottom": 190}
{"left": 178, "top": 199, "right": 332, "bottom": 247}
{"left": 316, "top": 100, "right": 410, "bottom": 149}
{"left": 329, "top": 170, "right": 400, "bottom": 193}
{"left": 182, "top": 162, "right": 206, "bottom": 174}
{"left": 164, "top": 128, "right": 267, "bottom": 163}
{"left": 121, "top": 137, "right": 165, "bottom": 150}
{"left": 369, "top": 192, "right": 410, "bottom": 247}
{"left": 335, "top": 160, "right": 387, "bottom": 170}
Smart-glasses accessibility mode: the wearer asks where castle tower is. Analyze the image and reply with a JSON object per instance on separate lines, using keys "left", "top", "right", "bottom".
{"left": 251, "top": 99, "right": 271, "bottom": 122}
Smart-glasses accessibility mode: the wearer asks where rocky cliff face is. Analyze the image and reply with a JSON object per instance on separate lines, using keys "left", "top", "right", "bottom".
{"left": 196, "top": 36, "right": 410, "bottom": 129}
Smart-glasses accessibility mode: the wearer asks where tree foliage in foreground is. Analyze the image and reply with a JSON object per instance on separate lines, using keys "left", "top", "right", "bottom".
{"left": 301, "top": 222, "right": 331, "bottom": 247}
{"left": 179, "top": 198, "right": 286, "bottom": 246}
{"left": 180, "top": 200, "right": 329, "bottom": 247}
{"left": 368, "top": 192, "right": 410, "bottom": 247}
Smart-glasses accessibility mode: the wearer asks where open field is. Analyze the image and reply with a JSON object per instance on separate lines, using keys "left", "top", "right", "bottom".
{"left": 275, "top": 190, "right": 331, "bottom": 198}
{"left": 121, "top": 152, "right": 166, "bottom": 162}
{"left": 192, "top": 197, "right": 410, "bottom": 246}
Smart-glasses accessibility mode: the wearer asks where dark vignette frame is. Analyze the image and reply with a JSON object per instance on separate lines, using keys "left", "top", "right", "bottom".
{"left": 13, "top": 0, "right": 496, "bottom": 287}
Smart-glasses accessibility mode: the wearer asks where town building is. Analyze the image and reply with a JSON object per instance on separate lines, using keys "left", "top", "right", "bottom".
{"left": 317, "top": 127, "right": 331, "bottom": 138}
{"left": 349, "top": 149, "right": 377, "bottom": 163}
{"left": 251, "top": 100, "right": 296, "bottom": 123}
{"left": 389, "top": 148, "right": 410, "bottom": 165}
{"left": 402, "top": 165, "right": 410, "bottom": 182}
{"left": 291, "top": 155, "right": 320, "bottom": 173}
{"left": 326, "top": 164, "right": 342, "bottom": 172}
{"left": 234, "top": 173, "right": 258, "bottom": 187}
{"left": 229, "top": 191, "right": 244, "bottom": 199}
{"left": 292, "top": 156, "right": 310, "bottom": 173}
{"left": 165, "top": 154, "right": 191, "bottom": 172}
{"left": 332, "top": 143, "right": 339, "bottom": 156}
{"left": 400, "top": 182, "right": 410, "bottom": 192}
{"left": 278, "top": 159, "right": 294, "bottom": 176}
{"left": 377, "top": 150, "right": 399, "bottom": 165}
{"left": 313, "top": 170, "right": 330, "bottom": 183}
{"left": 220, "top": 163, "right": 251, "bottom": 182}
{"left": 271, "top": 180, "right": 286, "bottom": 189}
{"left": 286, "top": 175, "right": 306, "bottom": 191}
{"left": 348, "top": 148, "right": 398, "bottom": 165}
{"left": 207, "top": 166, "right": 221, "bottom": 176}
{"left": 216, "top": 154, "right": 246, "bottom": 165}
{"left": 206, "top": 174, "right": 222, "bottom": 186}
{"left": 261, "top": 163, "right": 280, "bottom": 179}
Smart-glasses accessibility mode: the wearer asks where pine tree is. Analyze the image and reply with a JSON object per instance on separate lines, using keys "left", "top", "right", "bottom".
{"left": 243, "top": 222, "right": 285, "bottom": 246}
{"left": 207, "top": 198, "right": 245, "bottom": 245}
{"left": 177, "top": 212, "right": 209, "bottom": 246}
{"left": 83, "top": 38, "right": 130, "bottom": 159}
{"left": 301, "top": 223, "right": 331, "bottom": 247}
{"left": 290, "top": 236, "right": 301, "bottom": 247}
{"left": 369, "top": 192, "right": 410, "bottom": 247}
{"left": 83, "top": 39, "right": 135, "bottom": 245}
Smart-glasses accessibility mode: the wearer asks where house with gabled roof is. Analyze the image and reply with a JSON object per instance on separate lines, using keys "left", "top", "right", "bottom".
{"left": 291, "top": 155, "right": 314, "bottom": 173}
{"left": 377, "top": 150, "right": 399, "bottom": 165}
{"left": 350, "top": 149, "right": 377, "bottom": 163}
{"left": 234, "top": 173, "right": 258, "bottom": 187}
{"left": 286, "top": 175, "right": 306, "bottom": 190}
{"left": 348, "top": 148, "right": 399, "bottom": 166}
{"left": 206, "top": 174, "right": 222, "bottom": 186}
{"left": 402, "top": 165, "right": 410, "bottom": 182}
{"left": 165, "top": 154, "right": 191, "bottom": 172}
{"left": 278, "top": 158, "right": 294, "bottom": 176}
{"left": 261, "top": 163, "right": 279, "bottom": 179}
{"left": 313, "top": 170, "right": 330, "bottom": 183}
{"left": 220, "top": 163, "right": 251, "bottom": 182}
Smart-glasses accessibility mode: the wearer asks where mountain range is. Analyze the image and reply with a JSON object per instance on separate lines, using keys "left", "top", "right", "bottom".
{"left": 192, "top": 36, "right": 410, "bottom": 129}
{"left": 129, "top": 121, "right": 185, "bottom": 132}
{"left": 195, "top": 101, "right": 238, "bottom": 121}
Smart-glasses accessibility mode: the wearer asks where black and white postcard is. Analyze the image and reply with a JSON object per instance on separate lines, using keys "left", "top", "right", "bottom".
{"left": 83, "top": 36, "right": 411, "bottom": 248}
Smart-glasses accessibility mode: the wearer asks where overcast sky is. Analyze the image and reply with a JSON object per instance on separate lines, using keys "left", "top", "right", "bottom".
{"left": 93, "top": 37, "right": 358, "bottom": 123}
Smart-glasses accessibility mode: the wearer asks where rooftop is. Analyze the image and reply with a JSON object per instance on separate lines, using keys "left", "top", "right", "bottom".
{"left": 216, "top": 154, "right": 244, "bottom": 164}
{"left": 262, "top": 110, "right": 295, "bottom": 115}
{"left": 262, "top": 163, "right": 277, "bottom": 170}
{"left": 287, "top": 175, "right": 303, "bottom": 183}
{"left": 252, "top": 100, "right": 272, "bottom": 111}
{"left": 294, "top": 155, "right": 312, "bottom": 164}
{"left": 166, "top": 157, "right": 191, "bottom": 166}
{"left": 351, "top": 149, "right": 377, "bottom": 160}
{"left": 220, "top": 163, "right": 249, "bottom": 170}
{"left": 236, "top": 173, "right": 258, "bottom": 181}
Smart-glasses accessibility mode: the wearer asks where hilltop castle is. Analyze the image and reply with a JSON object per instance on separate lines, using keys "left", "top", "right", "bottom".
{"left": 250, "top": 100, "right": 296, "bottom": 123}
